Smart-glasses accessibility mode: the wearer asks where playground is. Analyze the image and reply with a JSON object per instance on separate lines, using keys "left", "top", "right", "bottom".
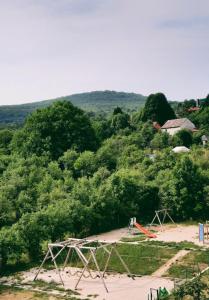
{"left": 1, "top": 214, "right": 209, "bottom": 300}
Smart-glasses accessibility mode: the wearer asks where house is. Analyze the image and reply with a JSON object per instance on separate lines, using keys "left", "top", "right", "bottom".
{"left": 161, "top": 118, "right": 196, "bottom": 136}
{"left": 188, "top": 107, "right": 200, "bottom": 112}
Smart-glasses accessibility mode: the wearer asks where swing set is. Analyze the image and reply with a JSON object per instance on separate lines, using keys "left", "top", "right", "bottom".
{"left": 149, "top": 209, "right": 175, "bottom": 231}
{"left": 34, "top": 238, "right": 134, "bottom": 293}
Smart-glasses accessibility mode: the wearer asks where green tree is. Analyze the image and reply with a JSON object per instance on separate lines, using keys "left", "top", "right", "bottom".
{"left": 173, "top": 129, "right": 193, "bottom": 147}
{"left": 92, "top": 119, "right": 112, "bottom": 143}
{"left": 159, "top": 156, "right": 207, "bottom": 220}
{"left": 191, "top": 107, "right": 209, "bottom": 131}
{"left": 141, "top": 93, "right": 176, "bottom": 125}
{"left": 74, "top": 151, "right": 98, "bottom": 177}
{"left": 59, "top": 149, "right": 79, "bottom": 171}
{"left": 0, "top": 129, "right": 13, "bottom": 154}
{"left": 111, "top": 112, "right": 130, "bottom": 132}
{"left": 113, "top": 107, "right": 123, "bottom": 115}
{"left": 11, "top": 101, "right": 97, "bottom": 159}
{"left": 150, "top": 132, "right": 170, "bottom": 149}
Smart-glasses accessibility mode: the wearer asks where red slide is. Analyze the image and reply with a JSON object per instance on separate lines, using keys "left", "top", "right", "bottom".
{"left": 134, "top": 222, "right": 157, "bottom": 238}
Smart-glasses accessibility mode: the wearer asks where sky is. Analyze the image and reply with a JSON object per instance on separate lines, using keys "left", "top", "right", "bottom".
{"left": 0, "top": 0, "right": 209, "bottom": 105}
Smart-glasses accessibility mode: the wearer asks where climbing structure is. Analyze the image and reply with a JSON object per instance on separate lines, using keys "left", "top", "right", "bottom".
{"left": 34, "top": 238, "right": 134, "bottom": 292}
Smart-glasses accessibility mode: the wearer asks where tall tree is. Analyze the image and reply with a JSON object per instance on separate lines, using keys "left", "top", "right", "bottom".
{"left": 141, "top": 93, "right": 176, "bottom": 125}
{"left": 11, "top": 101, "right": 97, "bottom": 159}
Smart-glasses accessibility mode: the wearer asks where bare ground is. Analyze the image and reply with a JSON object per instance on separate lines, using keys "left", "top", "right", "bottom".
{"left": 21, "top": 268, "right": 174, "bottom": 300}
{"left": 89, "top": 224, "right": 205, "bottom": 246}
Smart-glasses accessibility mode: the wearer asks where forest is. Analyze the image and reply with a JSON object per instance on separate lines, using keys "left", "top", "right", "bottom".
{"left": 0, "top": 90, "right": 146, "bottom": 125}
{"left": 0, "top": 92, "right": 209, "bottom": 271}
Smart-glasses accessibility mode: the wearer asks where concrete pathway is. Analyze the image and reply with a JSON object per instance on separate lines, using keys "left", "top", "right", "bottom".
{"left": 152, "top": 250, "right": 190, "bottom": 277}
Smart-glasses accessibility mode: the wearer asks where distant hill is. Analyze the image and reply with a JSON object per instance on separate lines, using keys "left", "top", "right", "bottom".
{"left": 0, "top": 90, "right": 146, "bottom": 125}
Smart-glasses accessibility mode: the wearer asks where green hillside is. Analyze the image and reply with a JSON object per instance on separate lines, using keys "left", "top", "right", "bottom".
{"left": 0, "top": 90, "right": 146, "bottom": 125}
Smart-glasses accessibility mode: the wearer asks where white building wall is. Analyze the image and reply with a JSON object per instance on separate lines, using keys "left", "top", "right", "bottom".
{"left": 161, "top": 127, "right": 181, "bottom": 135}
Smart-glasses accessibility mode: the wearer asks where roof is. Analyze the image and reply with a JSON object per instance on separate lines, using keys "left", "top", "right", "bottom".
{"left": 172, "top": 146, "right": 190, "bottom": 153}
{"left": 161, "top": 118, "right": 190, "bottom": 129}
{"left": 153, "top": 122, "right": 161, "bottom": 130}
{"left": 188, "top": 107, "right": 200, "bottom": 112}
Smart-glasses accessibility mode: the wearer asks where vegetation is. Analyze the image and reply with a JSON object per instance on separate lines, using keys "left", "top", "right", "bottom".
{"left": 0, "top": 284, "right": 81, "bottom": 299}
{"left": 0, "top": 91, "right": 146, "bottom": 125}
{"left": 140, "top": 93, "right": 176, "bottom": 125}
{"left": 0, "top": 91, "right": 209, "bottom": 280}
{"left": 171, "top": 276, "right": 208, "bottom": 300}
{"left": 166, "top": 249, "right": 209, "bottom": 279}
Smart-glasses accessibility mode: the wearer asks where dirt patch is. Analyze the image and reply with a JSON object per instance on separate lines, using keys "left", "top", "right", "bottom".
{"left": 21, "top": 267, "right": 174, "bottom": 300}
{"left": 88, "top": 225, "right": 206, "bottom": 247}
{"left": 0, "top": 290, "right": 36, "bottom": 300}
{"left": 0, "top": 290, "right": 61, "bottom": 300}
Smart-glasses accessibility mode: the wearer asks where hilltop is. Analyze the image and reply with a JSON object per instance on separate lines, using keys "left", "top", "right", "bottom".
{"left": 0, "top": 90, "right": 146, "bottom": 125}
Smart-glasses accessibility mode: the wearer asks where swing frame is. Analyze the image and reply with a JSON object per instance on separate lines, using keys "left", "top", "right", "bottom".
{"left": 149, "top": 209, "right": 175, "bottom": 231}
{"left": 34, "top": 238, "right": 134, "bottom": 293}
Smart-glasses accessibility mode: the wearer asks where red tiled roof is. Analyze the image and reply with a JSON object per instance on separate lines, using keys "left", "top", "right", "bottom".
{"left": 161, "top": 118, "right": 188, "bottom": 129}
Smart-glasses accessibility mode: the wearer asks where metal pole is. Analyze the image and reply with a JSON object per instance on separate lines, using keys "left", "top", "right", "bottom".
{"left": 150, "top": 213, "right": 157, "bottom": 227}
{"left": 63, "top": 248, "right": 71, "bottom": 271}
{"left": 34, "top": 249, "right": 51, "bottom": 281}
{"left": 167, "top": 211, "right": 175, "bottom": 224}
{"left": 113, "top": 246, "right": 134, "bottom": 279}
{"left": 162, "top": 210, "right": 167, "bottom": 224}
{"left": 91, "top": 249, "right": 109, "bottom": 293}
{"left": 49, "top": 246, "right": 64, "bottom": 286}
{"left": 156, "top": 212, "right": 163, "bottom": 231}
{"left": 75, "top": 251, "right": 93, "bottom": 290}
{"left": 74, "top": 247, "right": 94, "bottom": 278}
{"left": 102, "top": 246, "right": 113, "bottom": 277}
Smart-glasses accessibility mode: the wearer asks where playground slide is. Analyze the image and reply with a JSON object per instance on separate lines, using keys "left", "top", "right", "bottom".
{"left": 134, "top": 222, "right": 157, "bottom": 238}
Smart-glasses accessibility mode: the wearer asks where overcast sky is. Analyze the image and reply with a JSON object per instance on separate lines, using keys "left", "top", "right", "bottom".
{"left": 0, "top": 0, "right": 209, "bottom": 105}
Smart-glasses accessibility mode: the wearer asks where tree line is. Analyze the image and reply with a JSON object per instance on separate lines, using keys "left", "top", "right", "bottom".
{"left": 0, "top": 93, "right": 209, "bottom": 269}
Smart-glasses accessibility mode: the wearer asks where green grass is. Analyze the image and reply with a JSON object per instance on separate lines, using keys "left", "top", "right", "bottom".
{"left": 63, "top": 243, "right": 178, "bottom": 276}
{"left": 165, "top": 249, "right": 209, "bottom": 279}
{"left": 142, "top": 240, "right": 201, "bottom": 250}
{"left": 29, "top": 279, "right": 79, "bottom": 295}
{"left": 120, "top": 235, "right": 147, "bottom": 242}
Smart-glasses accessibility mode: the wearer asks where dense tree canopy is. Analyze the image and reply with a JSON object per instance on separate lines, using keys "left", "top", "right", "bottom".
{"left": 1, "top": 95, "right": 209, "bottom": 271}
{"left": 11, "top": 101, "right": 97, "bottom": 159}
{"left": 141, "top": 93, "right": 176, "bottom": 125}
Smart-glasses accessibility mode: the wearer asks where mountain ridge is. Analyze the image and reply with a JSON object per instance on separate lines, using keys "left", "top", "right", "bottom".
{"left": 0, "top": 90, "right": 146, "bottom": 125}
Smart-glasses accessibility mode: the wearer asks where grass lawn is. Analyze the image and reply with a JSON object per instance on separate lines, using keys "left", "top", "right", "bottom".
{"left": 62, "top": 243, "right": 178, "bottom": 276}
{"left": 120, "top": 235, "right": 147, "bottom": 242}
{"left": 142, "top": 240, "right": 200, "bottom": 250}
{"left": 165, "top": 249, "right": 209, "bottom": 279}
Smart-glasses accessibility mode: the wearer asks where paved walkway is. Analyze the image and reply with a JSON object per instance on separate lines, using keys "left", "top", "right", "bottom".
{"left": 152, "top": 250, "right": 190, "bottom": 277}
